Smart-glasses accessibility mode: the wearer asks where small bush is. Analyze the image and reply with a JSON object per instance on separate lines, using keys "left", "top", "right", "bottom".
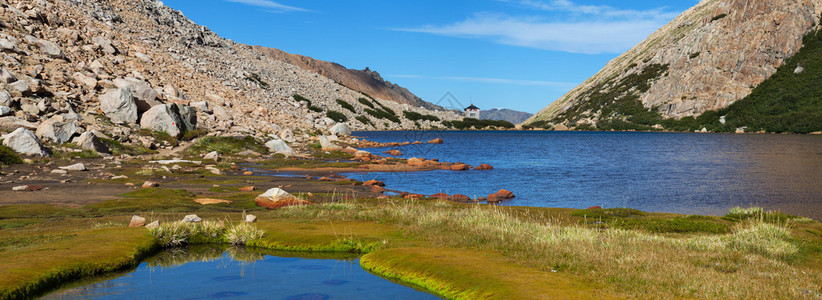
{"left": 336, "top": 99, "right": 356, "bottom": 113}
{"left": 326, "top": 110, "right": 348, "bottom": 122}
{"left": 226, "top": 222, "right": 265, "bottom": 245}
{"left": 245, "top": 73, "right": 269, "bottom": 89}
{"left": 308, "top": 105, "right": 323, "bottom": 113}
{"left": 293, "top": 94, "right": 311, "bottom": 105}
{"left": 404, "top": 111, "right": 440, "bottom": 122}
{"left": 0, "top": 144, "right": 23, "bottom": 165}
{"left": 180, "top": 129, "right": 208, "bottom": 141}
{"left": 356, "top": 116, "right": 373, "bottom": 126}
{"left": 358, "top": 98, "right": 375, "bottom": 109}
{"left": 711, "top": 14, "right": 728, "bottom": 22}
{"left": 186, "top": 136, "right": 268, "bottom": 155}
{"left": 365, "top": 108, "right": 400, "bottom": 123}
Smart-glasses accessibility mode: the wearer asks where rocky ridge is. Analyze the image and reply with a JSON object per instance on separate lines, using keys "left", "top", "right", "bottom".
{"left": 527, "top": 0, "right": 822, "bottom": 127}
{"left": 0, "top": 0, "right": 459, "bottom": 157}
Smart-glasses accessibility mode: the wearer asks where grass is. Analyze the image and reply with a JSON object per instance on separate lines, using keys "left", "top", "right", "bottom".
{"left": 53, "top": 149, "right": 102, "bottom": 160}
{"left": 0, "top": 144, "right": 22, "bottom": 165}
{"left": 136, "top": 129, "right": 178, "bottom": 147}
{"left": 100, "top": 138, "right": 156, "bottom": 156}
{"left": 149, "top": 220, "right": 265, "bottom": 247}
{"left": 185, "top": 136, "right": 268, "bottom": 156}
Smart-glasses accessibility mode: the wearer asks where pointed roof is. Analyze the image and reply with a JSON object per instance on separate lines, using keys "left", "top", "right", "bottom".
{"left": 465, "top": 104, "right": 480, "bottom": 111}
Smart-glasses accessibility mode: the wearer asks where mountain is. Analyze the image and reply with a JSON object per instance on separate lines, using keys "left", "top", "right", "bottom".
{"left": 0, "top": 0, "right": 459, "bottom": 155}
{"left": 480, "top": 109, "right": 533, "bottom": 124}
{"left": 251, "top": 46, "right": 442, "bottom": 110}
{"left": 525, "top": 0, "right": 822, "bottom": 132}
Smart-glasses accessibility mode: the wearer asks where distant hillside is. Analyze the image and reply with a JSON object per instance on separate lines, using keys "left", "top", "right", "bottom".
{"left": 252, "top": 46, "right": 442, "bottom": 110}
{"left": 481, "top": 109, "right": 533, "bottom": 124}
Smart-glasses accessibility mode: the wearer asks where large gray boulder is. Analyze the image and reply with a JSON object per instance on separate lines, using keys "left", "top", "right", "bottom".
{"left": 74, "top": 131, "right": 110, "bottom": 154}
{"left": 265, "top": 139, "right": 295, "bottom": 156}
{"left": 36, "top": 119, "right": 79, "bottom": 143}
{"left": 330, "top": 123, "right": 351, "bottom": 136}
{"left": 0, "top": 116, "right": 38, "bottom": 131}
{"left": 213, "top": 105, "right": 233, "bottom": 121}
{"left": 140, "top": 104, "right": 184, "bottom": 138}
{"left": 0, "top": 68, "right": 16, "bottom": 83}
{"left": 0, "top": 90, "right": 12, "bottom": 107}
{"left": 1, "top": 128, "right": 49, "bottom": 157}
{"left": 173, "top": 103, "right": 197, "bottom": 131}
{"left": 318, "top": 135, "right": 342, "bottom": 151}
{"left": 113, "top": 78, "right": 160, "bottom": 113}
{"left": 0, "top": 106, "right": 10, "bottom": 117}
{"left": 190, "top": 101, "right": 210, "bottom": 113}
{"left": 100, "top": 88, "right": 138, "bottom": 124}
{"left": 279, "top": 129, "right": 296, "bottom": 143}
{"left": 38, "top": 40, "right": 64, "bottom": 58}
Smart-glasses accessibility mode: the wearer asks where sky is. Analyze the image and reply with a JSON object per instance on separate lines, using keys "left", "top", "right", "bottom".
{"left": 162, "top": 0, "right": 698, "bottom": 113}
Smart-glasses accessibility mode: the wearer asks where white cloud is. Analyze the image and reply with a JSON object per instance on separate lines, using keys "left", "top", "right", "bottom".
{"left": 395, "top": 1, "right": 681, "bottom": 54}
{"left": 224, "top": 0, "right": 309, "bottom": 13}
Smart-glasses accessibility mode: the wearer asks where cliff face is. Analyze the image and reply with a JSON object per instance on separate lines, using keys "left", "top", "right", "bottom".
{"left": 527, "top": 0, "right": 822, "bottom": 127}
{"left": 251, "top": 46, "right": 441, "bottom": 110}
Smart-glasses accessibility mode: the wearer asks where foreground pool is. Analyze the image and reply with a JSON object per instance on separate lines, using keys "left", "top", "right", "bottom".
{"left": 43, "top": 246, "right": 439, "bottom": 299}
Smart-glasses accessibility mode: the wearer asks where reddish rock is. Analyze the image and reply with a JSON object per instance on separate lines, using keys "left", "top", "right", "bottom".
{"left": 319, "top": 177, "right": 332, "bottom": 181}
{"left": 407, "top": 157, "right": 426, "bottom": 167}
{"left": 129, "top": 215, "right": 146, "bottom": 227}
{"left": 450, "top": 164, "right": 470, "bottom": 171}
{"left": 305, "top": 175, "right": 312, "bottom": 180}
{"left": 439, "top": 165, "right": 452, "bottom": 170}
{"left": 27, "top": 185, "right": 43, "bottom": 191}
{"left": 399, "top": 192, "right": 410, "bottom": 198}
{"left": 239, "top": 186, "right": 256, "bottom": 192}
{"left": 451, "top": 194, "right": 471, "bottom": 202}
{"left": 342, "top": 147, "right": 359, "bottom": 154}
{"left": 427, "top": 138, "right": 444, "bottom": 144}
{"left": 487, "top": 189, "right": 515, "bottom": 201}
{"left": 404, "top": 193, "right": 424, "bottom": 199}
{"left": 383, "top": 149, "right": 402, "bottom": 156}
{"left": 242, "top": 171, "right": 254, "bottom": 176}
{"left": 330, "top": 174, "right": 345, "bottom": 179}
{"left": 587, "top": 206, "right": 602, "bottom": 210}
{"left": 255, "top": 188, "right": 311, "bottom": 209}
{"left": 363, "top": 180, "right": 386, "bottom": 187}
{"left": 426, "top": 161, "right": 442, "bottom": 166}
{"left": 376, "top": 195, "right": 389, "bottom": 199}
{"left": 474, "top": 164, "right": 494, "bottom": 170}
{"left": 371, "top": 185, "right": 385, "bottom": 193}
{"left": 431, "top": 193, "right": 451, "bottom": 200}
{"left": 412, "top": 141, "right": 423, "bottom": 145}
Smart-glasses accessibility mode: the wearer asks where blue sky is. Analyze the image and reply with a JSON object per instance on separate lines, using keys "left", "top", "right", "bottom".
{"left": 162, "top": 0, "right": 698, "bottom": 113}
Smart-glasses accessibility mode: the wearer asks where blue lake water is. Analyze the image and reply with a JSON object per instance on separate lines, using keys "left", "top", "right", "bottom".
{"left": 43, "top": 247, "right": 438, "bottom": 299}
{"left": 345, "top": 131, "right": 822, "bottom": 220}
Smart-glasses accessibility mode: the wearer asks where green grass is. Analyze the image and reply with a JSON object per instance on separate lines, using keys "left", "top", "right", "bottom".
{"left": 136, "top": 129, "right": 178, "bottom": 146}
{"left": 180, "top": 129, "right": 207, "bottom": 141}
{"left": 185, "top": 136, "right": 268, "bottom": 156}
{"left": 53, "top": 150, "right": 102, "bottom": 160}
{"left": 100, "top": 138, "right": 156, "bottom": 156}
{"left": 0, "top": 144, "right": 22, "bottom": 165}
{"left": 245, "top": 73, "right": 269, "bottom": 89}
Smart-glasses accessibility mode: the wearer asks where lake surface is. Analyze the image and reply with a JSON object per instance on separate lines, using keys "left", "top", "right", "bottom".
{"left": 346, "top": 131, "right": 822, "bottom": 220}
{"left": 44, "top": 246, "right": 438, "bottom": 299}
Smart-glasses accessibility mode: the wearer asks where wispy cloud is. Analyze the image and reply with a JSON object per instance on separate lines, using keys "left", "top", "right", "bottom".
{"left": 389, "top": 74, "right": 575, "bottom": 87}
{"left": 224, "top": 0, "right": 309, "bottom": 13}
{"left": 395, "top": 1, "right": 680, "bottom": 54}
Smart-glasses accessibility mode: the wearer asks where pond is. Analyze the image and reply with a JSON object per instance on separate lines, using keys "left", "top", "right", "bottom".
{"left": 43, "top": 246, "right": 439, "bottom": 299}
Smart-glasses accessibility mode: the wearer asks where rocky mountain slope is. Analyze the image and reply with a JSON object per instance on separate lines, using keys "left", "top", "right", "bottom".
{"left": 480, "top": 108, "right": 533, "bottom": 124}
{"left": 0, "top": 0, "right": 459, "bottom": 157}
{"left": 526, "top": 0, "right": 822, "bottom": 130}
{"left": 251, "top": 46, "right": 441, "bottom": 110}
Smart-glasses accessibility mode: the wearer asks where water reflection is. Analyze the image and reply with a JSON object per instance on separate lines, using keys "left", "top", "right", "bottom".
{"left": 43, "top": 246, "right": 438, "bottom": 299}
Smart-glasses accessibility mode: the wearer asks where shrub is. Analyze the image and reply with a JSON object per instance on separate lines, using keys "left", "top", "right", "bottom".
{"left": 326, "top": 110, "right": 348, "bottom": 122}
{"left": 0, "top": 144, "right": 23, "bottom": 165}
{"left": 293, "top": 94, "right": 311, "bottom": 105}
{"left": 711, "top": 14, "right": 728, "bottom": 22}
{"left": 358, "top": 98, "right": 375, "bottom": 109}
{"left": 451, "top": 118, "right": 515, "bottom": 129}
{"left": 245, "top": 73, "right": 269, "bottom": 89}
{"left": 336, "top": 99, "right": 357, "bottom": 113}
{"left": 356, "top": 116, "right": 373, "bottom": 126}
{"left": 180, "top": 128, "right": 208, "bottom": 141}
{"left": 186, "top": 136, "right": 268, "bottom": 155}
{"left": 404, "top": 111, "right": 440, "bottom": 122}
{"left": 365, "top": 108, "right": 400, "bottom": 123}
{"left": 308, "top": 105, "right": 323, "bottom": 113}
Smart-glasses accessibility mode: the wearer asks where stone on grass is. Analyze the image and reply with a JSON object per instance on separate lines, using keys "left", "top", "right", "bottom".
{"left": 194, "top": 198, "right": 232, "bottom": 205}
{"left": 203, "top": 151, "right": 220, "bottom": 161}
{"left": 51, "top": 169, "right": 68, "bottom": 175}
{"left": 182, "top": 214, "right": 202, "bottom": 222}
{"left": 245, "top": 214, "right": 257, "bottom": 223}
{"left": 141, "top": 181, "right": 159, "bottom": 188}
{"left": 75, "top": 132, "right": 110, "bottom": 154}
{"left": 12, "top": 185, "right": 28, "bottom": 191}
{"left": 129, "top": 215, "right": 146, "bottom": 227}
{"left": 265, "top": 139, "right": 294, "bottom": 156}
{"left": 205, "top": 166, "right": 221, "bottom": 175}
{"left": 2, "top": 128, "right": 49, "bottom": 157}
{"left": 100, "top": 88, "right": 138, "bottom": 124}
{"left": 255, "top": 188, "right": 311, "bottom": 209}
{"left": 59, "top": 163, "right": 87, "bottom": 171}
{"left": 239, "top": 186, "right": 256, "bottom": 192}
{"left": 140, "top": 104, "right": 185, "bottom": 138}
{"left": 145, "top": 221, "right": 160, "bottom": 229}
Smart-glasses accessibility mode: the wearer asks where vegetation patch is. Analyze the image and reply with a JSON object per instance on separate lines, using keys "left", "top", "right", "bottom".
{"left": 403, "top": 111, "right": 440, "bottom": 122}
{"left": 325, "top": 110, "right": 348, "bottom": 123}
{"left": 245, "top": 73, "right": 269, "bottom": 89}
{"left": 185, "top": 136, "right": 267, "bottom": 156}
{"left": 357, "top": 97, "right": 375, "bottom": 109}
{"left": 336, "top": 99, "right": 357, "bottom": 113}
{"left": 450, "top": 118, "right": 514, "bottom": 129}
{"left": 356, "top": 115, "right": 373, "bottom": 126}
{"left": 0, "top": 144, "right": 22, "bottom": 165}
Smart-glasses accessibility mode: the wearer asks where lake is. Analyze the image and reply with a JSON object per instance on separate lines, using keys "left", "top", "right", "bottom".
{"left": 43, "top": 246, "right": 438, "bottom": 299}
{"left": 345, "top": 131, "right": 822, "bottom": 221}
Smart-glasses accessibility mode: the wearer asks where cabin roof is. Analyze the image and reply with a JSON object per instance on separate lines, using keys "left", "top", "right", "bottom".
{"left": 465, "top": 104, "right": 480, "bottom": 110}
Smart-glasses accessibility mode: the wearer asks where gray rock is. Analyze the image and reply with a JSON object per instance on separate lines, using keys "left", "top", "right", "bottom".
{"left": 59, "top": 163, "right": 87, "bottom": 171}
{"left": 0, "top": 106, "right": 10, "bottom": 117}
{"left": 140, "top": 104, "right": 185, "bottom": 138}
{"left": 279, "top": 129, "right": 295, "bottom": 143}
{"left": 0, "top": 116, "right": 38, "bottom": 131}
{"left": 100, "top": 88, "right": 138, "bottom": 124}
{"left": 145, "top": 220, "right": 160, "bottom": 229}
{"left": 12, "top": 186, "right": 28, "bottom": 191}
{"left": 318, "top": 135, "right": 341, "bottom": 151}
{"left": 245, "top": 214, "right": 257, "bottom": 223}
{"left": 213, "top": 105, "right": 233, "bottom": 121}
{"left": 191, "top": 101, "right": 210, "bottom": 112}
{"left": 330, "top": 123, "right": 351, "bottom": 136}
{"left": 38, "top": 40, "right": 64, "bottom": 58}
{"left": 36, "top": 119, "right": 78, "bottom": 143}
{"left": 0, "top": 68, "right": 17, "bottom": 83}
{"left": 92, "top": 36, "right": 118, "bottom": 55}
{"left": 113, "top": 78, "right": 159, "bottom": 113}
{"left": 173, "top": 103, "right": 197, "bottom": 131}
{"left": 9, "top": 80, "right": 30, "bottom": 94}
{"left": 0, "top": 90, "right": 11, "bottom": 107}
{"left": 75, "top": 132, "right": 110, "bottom": 154}
{"left": 182, "top": 214, "right": 202, "bottom": 222}
{"left": 72, "top": 72, "right": 97, "bottom": 89}
{"left": 203, "top": 151, "right": 220, "bottom": 161}
{"left": 51, "top": 169, "right": 67, "bottom": 175}
{"left": 265, "top": 139, "right": 295, "bottom": 156}
{"left": 21, "top": 104, "right": 39, "bottom": 115}
{"left": 1, "top": 128, "right": 49, "bottom": 157}
{"left": 0, "top": 39, "right": 17, "bottom": 52}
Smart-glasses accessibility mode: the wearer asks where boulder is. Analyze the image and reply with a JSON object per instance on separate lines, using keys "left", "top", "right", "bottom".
{"left": 245, "top": 214, "right": 257, "bottom": 223}
{"left": 0, "top": 90, "right": 12, "bottom": 107}
{"left": 371, "top": 185, "right": 385, "bottom": 193}
{"left": 72, "top": 72, "right": 98, "bottom": 89}
{"left": 407, "top": 157, "right": 426, "bottom": 167}
{"left": 1, "top": 128, "right": 49, "bottom": 157}
{"left": 587, "top": 206, "right": 602, "bottom": 210}
{"left": 0, "top": 116, "right": 38, "bottom": 131}
{"left": 129, "top": 215, "right": 146, "bottom": 228}
{"left": 36, "top": 119, "right": 78, "bottom": 144}
{"left": 10, "top": 80, "right": 30, "bottom": 95}
{"left": 384, "top": 149, "right": 402, "bottom": 156}
{"left": 265, "top": 139, "right": 295, "bottom": 156}
{"left": 100, "top": 88, "right": 138, "bottom": 124}
{"left": 255, "top": 188, "right": 311, "bottom": 209}
{"left": 38, "top": 40, "right": 64, "bottom": 58}
{"left": 330, "top": 123, "right": 351, "bottom": 136}
{"left": 487, "top": 189, "right": 515, "bottom": 201}
{"left": 450, "top": 164, "right": 470, "bottom": 171}
{"left": 280, "top": 129, "right": 296, "bottom": 143}
{"left": 427, "top": 138, "right": 444, "bottom": 144}
{"left": 451, "top": 194, "right": 471, "bottom": 202}
{"left": 213, "top": 105, "right": 233, "bottom": 121}
{"left": 145, "top": 221, "right": 160, "bottom": 229}
{"left": 318, "top": 135, "right": 341, "bottom": 151}
{"left": 74, "top": 132, "right": 110, "bottom": 154}
{"left": 203, "top": 151, "right": 220, "bottom": 161}
{"left": 363, "top": 179, "right": 385, "bottom": 187}
{"left": 113, "top": 78, "right": 160, "bottom": 113}
{"left": 173, "top": 103, "right": 197, "bottom": 131}
{"left": 0, "top": 106, "right": 10, "bottom": 117}
{"left": 431, "top": 193, "right": 451, "bottom": 200}
{"left": 182, "top": 214, "right": 202, "bottom": 222}
{"left": 141, "top": 181, "right": 159, "bottom": 188}
{"left": 191, "top": 101, "right": 210, "bottom": 112}
{"left": 140, "top": 104, "right": 185, "bottom": 138}
{"left": 0, "top": 68, "right": 16, "bottom": 83}
{"left": 239, "top": 186, "right": 256, "bottom": 192}
{"left": 59, "top": 163, "right": 87, "bottom": 171}
{"left": 474, "top": 164, "right": 494, "bottom": 170}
